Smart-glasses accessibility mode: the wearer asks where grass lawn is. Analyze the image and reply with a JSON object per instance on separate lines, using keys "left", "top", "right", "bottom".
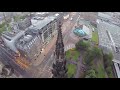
{"left": 66, "top": 48, "right": 80, "bottom": 61}
{"left": 91, "top": 31, "right": 99, "bottom": 44}
{"left": 67, "top": 64, "right": 76, "bottom": 78}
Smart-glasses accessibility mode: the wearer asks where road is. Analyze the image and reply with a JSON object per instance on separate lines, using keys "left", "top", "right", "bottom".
{"left": 0, "top": 45, "right": 31, "bottom": 78}
{"left": 33, "top": 12, "right": 80, "bottom": 78}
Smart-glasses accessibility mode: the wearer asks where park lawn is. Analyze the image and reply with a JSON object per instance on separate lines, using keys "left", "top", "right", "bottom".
{"left": 66, "top": 48, "right": 80, "bottom": 61}
{"left": 72, "top": 50, "right": 80, "bottom": 61}
{"left": 67, "top": 64, "right": 76, "bottom": 78}
{"left": 91, "top": 31, "right": 99, "bottom": 44}
{"left": 66, "top": 50, "right": 71, "bottom": 59}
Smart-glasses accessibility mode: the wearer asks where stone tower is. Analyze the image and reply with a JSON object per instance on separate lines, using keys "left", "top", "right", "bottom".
{"left": 52, "top": 22, "right": 67, "bottom": 78}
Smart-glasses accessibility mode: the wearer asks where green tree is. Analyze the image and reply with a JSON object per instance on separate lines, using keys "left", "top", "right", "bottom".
{"left": 108, "top": 52, "right": 113, "bottom": 61}
{"left": 75, "top": 40, "right": 90, "bottom": 51}
{"left": 106, "top": 66, "right": 111, "bottom": 74}
{"left": 85, "top": 69, "right": 97, "bottom": 78}
{"left": 85, "top": 47, "right": 102, "bottom": 65}
{"left": 103, "top": 52, "right": 113, "bottom": 68}
{"left": 103, "top": 52, "right": 114, "bottom": 78}
{"left": 91, "top": 47, "right": 102, "bottom": 60}
{"left": 84, "top": 49, "right": 93, "bottom": 65}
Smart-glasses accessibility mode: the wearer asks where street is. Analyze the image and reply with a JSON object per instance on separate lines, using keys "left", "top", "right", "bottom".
{"left": 0, "top": 45, "right": 32, "bottom": 78}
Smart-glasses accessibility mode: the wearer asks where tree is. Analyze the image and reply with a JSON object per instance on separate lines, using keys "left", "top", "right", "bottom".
{"left": 106, "top": 66, "right": 112, "bottom": 74}
{"left": 103, "top": 52, "right": 113, "bottom": 68}
{"left": 108, "top": 52, "right": 113, "bottom": 62}
{"left": 84, "top": 49, "right": 93, "bottom": 65}
{"left": 91, "top": 47, "right": 102, "bottom": 60}
{"left": 75, "top": 40, "right": 90, "bottom": 51}
{"left": 84, "top": 47, "right": 102, "bottom": 65}
{"left": 75, "top": 42, "right": 80, "bottom": 50}
{"left": 85, "top": 69, "right": 97, "bottom": 78}
{"left": 103, "top": 52, "right": 114, "bottom": 78}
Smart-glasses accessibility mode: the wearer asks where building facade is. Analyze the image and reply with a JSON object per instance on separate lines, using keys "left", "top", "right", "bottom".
{"left": 15, "top": 14, "right": 63, "bottom": 64}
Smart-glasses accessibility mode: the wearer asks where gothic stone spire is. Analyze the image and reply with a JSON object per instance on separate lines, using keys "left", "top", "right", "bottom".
{"left": 52, "top": 22, "right": 67, "bottom": 78}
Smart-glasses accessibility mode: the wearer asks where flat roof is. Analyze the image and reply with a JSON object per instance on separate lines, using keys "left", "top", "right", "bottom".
{"left": 98, "top": 12, "right": 112, "bottom": 20}
{"left": 29, "top": 16, "right": 57, "bottom": 30}
{"left": 98, "top": 20, "right": 120, "bottom": 62}
{"left": 2, "top": 29, "right": 22, "bottom": 40}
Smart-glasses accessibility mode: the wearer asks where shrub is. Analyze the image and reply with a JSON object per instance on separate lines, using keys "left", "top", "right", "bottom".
{"left": 103, "top": 52, "right": 114, "bottom": 78}
{"left": 85, "top": 69, "right": 97, "bottom": 78}
{"left": 75, "top": 40, "right": 90, "bottom": 51}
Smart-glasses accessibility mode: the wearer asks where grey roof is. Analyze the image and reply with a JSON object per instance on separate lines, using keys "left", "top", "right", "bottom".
{"left": 2, "top": 30, "right": 24, "bottom": 40}
{"left": 29, "top": 16, "right": 57, "bottom": 31}
{"left": 98, "top": 12, "right": 112, "bottom": 20}
{"left": 2, "top": 30, "right": 25, "bottom": 53}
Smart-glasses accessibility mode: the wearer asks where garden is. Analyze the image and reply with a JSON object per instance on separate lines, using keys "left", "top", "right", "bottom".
{"left": 91, "top": 30, "right": 99, "bottom": 44}
{"left": 66, "top": 48, "right": 80, "bottom": 61}
{"left": 67, "top": 64, "right": 76, "bottom": 78}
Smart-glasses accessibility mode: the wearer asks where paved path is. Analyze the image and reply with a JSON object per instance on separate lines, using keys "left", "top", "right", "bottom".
{"left": 64, "top": 44, "right": 75, "bottom": 51}
{"left": 66, "top": 59, "right": 77, "bottom": 65}
{"left": 75, "top": 56, "right": 86, "bottom": 78}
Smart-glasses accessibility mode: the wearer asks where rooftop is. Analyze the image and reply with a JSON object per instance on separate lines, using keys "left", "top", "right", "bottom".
{"left": 98, "top": 19, "right": 120, "bottom": 61}
{"left": 29, "top": 15, "right": 58, "bottom": 30}
{"left": 2, "top": 30, "right": 24, "bottom": 41}
{"left": 98, "top": 12, "right": 112, "bottom": 20}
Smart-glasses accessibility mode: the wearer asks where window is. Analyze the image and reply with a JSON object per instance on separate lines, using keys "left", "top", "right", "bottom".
{"left": 49, "top": 27, "right": 52, "bottom": 34}
{"left": 52, "top": 23, "right": 55, "bottom": 31}
{"left": 43, "top": 31, "right": 48, "bottom": 40}
{"left": 52, "top": 22, "right": 57, "bottom": 32}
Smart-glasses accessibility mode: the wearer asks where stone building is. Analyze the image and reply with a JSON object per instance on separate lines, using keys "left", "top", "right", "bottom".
{"left": 15, "top": 14, "right": 63, "bottom": 63}
{"left": 1, "top": 13, "right": 63, "bottom": 64}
